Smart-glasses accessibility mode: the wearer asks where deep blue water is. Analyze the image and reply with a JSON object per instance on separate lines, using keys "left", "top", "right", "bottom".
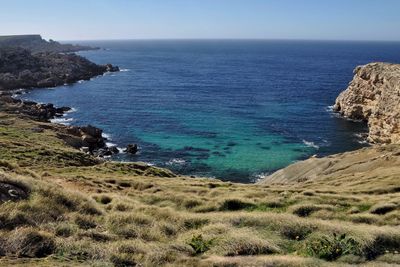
{"left": 21, "top": 40, "right": 400, "bottom": 182}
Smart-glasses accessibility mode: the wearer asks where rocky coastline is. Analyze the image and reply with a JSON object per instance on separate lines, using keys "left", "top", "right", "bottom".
{"left": 0, "top": 41, "right": 124, "bottom": 158}
{"left": 1, "top": 39, "right": 400, "bottom": 267}
{"left": 260, "top": 62, "right": 400, "bottom": 184}
{"left": 0, "top": 46, "right": 119, "bottom": 91}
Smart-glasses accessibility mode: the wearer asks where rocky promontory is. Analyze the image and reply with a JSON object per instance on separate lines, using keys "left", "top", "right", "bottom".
{"left": 0, "top": 47, "right": 118, "bottom": 91}
{"left": 261, "top": 62, "right": 400, "bottom": 185}
{"left": 333, "top": 63, "right": 400, "bottom": 144}
{"left": 0, "top": 34, "right": 97, "bottom": 53}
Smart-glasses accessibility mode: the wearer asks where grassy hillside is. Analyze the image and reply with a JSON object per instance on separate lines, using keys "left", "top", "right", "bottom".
{"left": 0, "top": 111, "right": 399, "bottom": 266}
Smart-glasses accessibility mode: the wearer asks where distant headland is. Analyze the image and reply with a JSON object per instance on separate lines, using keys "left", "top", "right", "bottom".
{"left": 0, "top": 34, "right": 97, "bottom": 53}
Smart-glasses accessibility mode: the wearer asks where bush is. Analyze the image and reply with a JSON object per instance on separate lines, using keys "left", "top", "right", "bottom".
{"left": 305, "top": 233, "right": 361, "bottom": 261}
{"left": 188, "top": 234, "right": 213, "bottom": 254}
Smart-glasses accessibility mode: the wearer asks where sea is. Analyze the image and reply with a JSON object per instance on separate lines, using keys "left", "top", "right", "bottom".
{"left": 19, "top": 40, "right": 400, "bottom": 182}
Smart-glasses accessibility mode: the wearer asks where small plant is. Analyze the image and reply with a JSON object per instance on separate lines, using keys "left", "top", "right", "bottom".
{"left": 188, "top": 234, "right": 213, "bottom": 255}
{"left": 305, "top": 233, "right": 360, "bottom": 261}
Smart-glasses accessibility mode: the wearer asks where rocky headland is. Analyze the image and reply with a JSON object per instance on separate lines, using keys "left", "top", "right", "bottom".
{"left": 0, "top": 46, "right": 118, "bottom": 91}
{"left": 0, "top": 34, "right": 97, "bottom": 53}
{"left": 260, "top": 62, "right": 400, "bottom": 185}
{"left": 333, "top": 63, "right": 400, "bottom": 144}
{"left": 0, "top": 38, "right": 120, "bottom": 157}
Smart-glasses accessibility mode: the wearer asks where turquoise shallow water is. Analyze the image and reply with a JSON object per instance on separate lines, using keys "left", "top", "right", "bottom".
{"left": 20, "top": 40, "right": 400, "bottom": 182}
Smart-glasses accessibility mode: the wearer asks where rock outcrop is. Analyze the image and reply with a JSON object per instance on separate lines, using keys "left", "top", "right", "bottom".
{"left": 0, "top": 35, "right": 97, "bottom": 53}
{"left": 0, "top": 47, "right": 119, "bottom": 91}
{"left": 333, "top": 63, "right": 400, "bottom": 144}
{"left": 0, "top": 94, "right": 71, "bottom": 121}
{"left": 259, "top": 145, "right": 400, "bottom": 187}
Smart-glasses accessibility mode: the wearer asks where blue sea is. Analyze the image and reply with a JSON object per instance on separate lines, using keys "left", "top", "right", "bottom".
{"left": 21, "top": 40, "right": 400, "bottom": 182}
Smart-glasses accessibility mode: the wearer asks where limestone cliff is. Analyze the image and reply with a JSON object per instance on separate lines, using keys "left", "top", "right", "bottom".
{"left": 260, "top": 62, "right": 400, "bottom": 185}
{"left": 333, "top": 63, "right": 400, "bottom": 144}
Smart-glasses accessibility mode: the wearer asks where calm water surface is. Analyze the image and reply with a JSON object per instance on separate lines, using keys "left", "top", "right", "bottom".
{"left": 21, "top": 40, "right": 400, "bottom": 182}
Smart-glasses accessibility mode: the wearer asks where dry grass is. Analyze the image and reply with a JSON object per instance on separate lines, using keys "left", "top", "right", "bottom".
{"left": 0, "top": 111, "right": 400, "bottom": 266}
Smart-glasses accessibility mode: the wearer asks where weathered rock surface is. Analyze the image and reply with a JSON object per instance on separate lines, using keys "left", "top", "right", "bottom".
{"left": 0, "top": 180, "right": 29, "bottom": 203}
{"left": 0, "top": 94, "right": 71, "bottom": 121}
{"left": 259, "top": 145, "right": 400, "bottom": 188}
{"left": 0, "top": 47, "right": 119, "bottom": 91}
{"left": 333, "top": 63, "right": 400, "bottom": 144}
{"left": 0, "top": 34, "right": 97, "bottom": 53}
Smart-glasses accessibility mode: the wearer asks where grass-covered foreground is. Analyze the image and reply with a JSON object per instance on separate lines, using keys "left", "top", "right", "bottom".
{"left": 0, "top": 111, "right": 399, "bottom": 266}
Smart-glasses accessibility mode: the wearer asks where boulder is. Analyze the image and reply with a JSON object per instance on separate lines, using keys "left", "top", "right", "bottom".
{"left": 125, "top": 144, "right": 138, "bottom": 154}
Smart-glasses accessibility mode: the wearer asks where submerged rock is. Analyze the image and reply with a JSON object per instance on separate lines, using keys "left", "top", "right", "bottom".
{"left": 125, "top": 144, "right": 138, "bottom": 154}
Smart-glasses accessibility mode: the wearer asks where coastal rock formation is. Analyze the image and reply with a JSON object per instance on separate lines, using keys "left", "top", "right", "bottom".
{"left": 0, "top": 94, "right": 115, "bottom": 155}
{"left": 259, "top": 144, "right": 400, "bottom": 188}
{"left": 125, "top": 144, "right": 139, "bottom": 154}
{"left": 0, "top": 35, "right": 97, "bottom": 53}
{"left": 0, "top": 94, "right": 71, "bottom": 121}
{"left": 0, "top": 47, "right": 119, "bottom": 91}
{"left": 333, "top": 63, "right": 400, "bottom": 144}
{"left": 63, "top": 125, "right": 106, "bottom": 152}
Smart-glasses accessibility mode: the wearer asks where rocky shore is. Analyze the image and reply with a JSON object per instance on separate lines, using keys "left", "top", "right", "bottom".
{"left": 0, "top": 40, "right": 122, "bottom": 157}
{"left": 260, "top": 62, "right": 400, "bottom": 184}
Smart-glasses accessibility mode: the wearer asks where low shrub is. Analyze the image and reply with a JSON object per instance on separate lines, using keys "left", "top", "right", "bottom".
{"left": 188, "top": 234, "right": 213, "bottom": 254}
{"left": 304, "top": 233, "right": 361, "bottom": 261}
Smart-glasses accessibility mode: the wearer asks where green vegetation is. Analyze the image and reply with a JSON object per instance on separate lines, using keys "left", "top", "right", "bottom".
{"left": 0, "top": 111, "right": 399, "bottom": 266}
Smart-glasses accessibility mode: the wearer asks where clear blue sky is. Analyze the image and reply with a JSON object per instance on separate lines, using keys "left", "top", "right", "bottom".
{"left": 1, "top": 0, "right": 400, "bottom": 41}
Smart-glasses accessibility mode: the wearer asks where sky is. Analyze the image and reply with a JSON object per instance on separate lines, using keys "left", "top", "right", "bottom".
{"left": 1, "top": 0, "right": 400, "bottom": 41}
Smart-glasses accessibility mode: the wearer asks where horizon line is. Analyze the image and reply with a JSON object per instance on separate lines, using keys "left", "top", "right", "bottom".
{"left": 58, "top": 37, "right": 400, "bottom": 43}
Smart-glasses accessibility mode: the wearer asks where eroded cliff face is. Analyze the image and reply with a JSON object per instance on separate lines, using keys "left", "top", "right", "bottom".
{"left": 334, "top": 63, "right": 400, "bottom": 144}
